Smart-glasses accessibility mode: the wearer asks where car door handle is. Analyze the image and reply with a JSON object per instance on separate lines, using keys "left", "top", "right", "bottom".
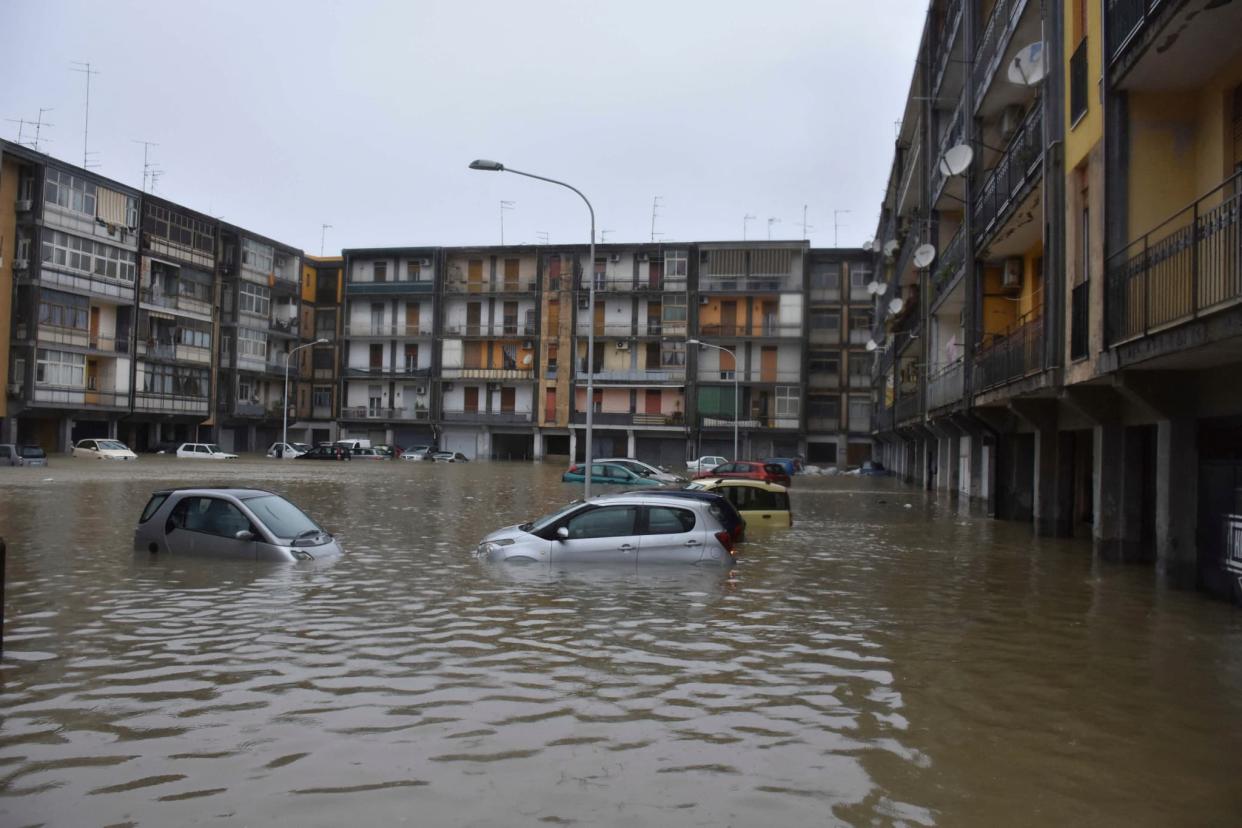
{"left": 684, "top": 540, "right": 701, "bottom": 547}
{"left": 617, "top": 544, "right": 636, "bottom": 552}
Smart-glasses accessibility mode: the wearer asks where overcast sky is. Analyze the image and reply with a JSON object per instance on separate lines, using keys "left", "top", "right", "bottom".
{"left": 2, "top": 0, "right": 923, "bottom": 253}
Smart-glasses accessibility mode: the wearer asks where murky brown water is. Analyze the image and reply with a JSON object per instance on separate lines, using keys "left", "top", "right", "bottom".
{"left": 1, "top": 458, "right": 1240, "bottom": 826}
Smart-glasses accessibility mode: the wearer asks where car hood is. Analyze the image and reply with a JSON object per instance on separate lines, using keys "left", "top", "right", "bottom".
{"left": 480, "top": 524, "right": 532, "bottom": 544}
{"left": 100, "top": 450, "right": 137, "bottom": 459}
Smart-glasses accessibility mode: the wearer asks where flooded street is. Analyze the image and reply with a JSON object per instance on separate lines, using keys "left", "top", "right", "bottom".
{"left": 1, "top": 458, "right": 1240, "bottom": 826}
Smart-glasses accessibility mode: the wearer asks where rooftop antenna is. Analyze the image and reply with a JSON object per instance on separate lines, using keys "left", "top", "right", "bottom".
{"left": 834, "top": 209, "right": 851, "bottom": 247}
{"left": 743, "top": 213, "right": 755, "bottom": 241}
{"left": 132, "top": 139, "right": 159, "bottom": 192}
{"left": 5, "top": 118, "right": 31, "bottom": 148}
{"left": 535, "top": 230, "right": 549, "bottom": 245}
{"left": 149, "top": 168, "right": 164, "bottom": 193}
{"left": 320, "top": 224, "right": 333, "bottom": 256}
{"left": 801, "top": 205, "right": 815, "bottom": 240}
{"left": 32, "top": 108, "right": 53, "bottom": 152}
{"left": 600, "top": 229, "right": 614, "bottom": 243}
{"left": 650, "top": 195, "right": 663, "bottom": 243}
{"left": 499, "top": 199, "right": 515, "bottom": 245}
{"left": 70, "top": 61, "right": 100, "bottom": 169}
{"left": 767, "top": 217, "right": 780, "bottom": 240}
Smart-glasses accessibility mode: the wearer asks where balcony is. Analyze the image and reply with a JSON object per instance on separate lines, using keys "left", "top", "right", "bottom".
{"left": 929, "top": 228, "right": 966, "bottom": 310}
{"left": 972, "top": 0, "right": 1027, "bottom": 104}
{"left": 343, "top": 323, "right": 434, "bottom": 338}
{"left": 269, "top": 317, "right": 300, "bottom": 337}
{"left": 973, "top": 102, "right": 1043, "bottom": 245}
{"left": 930, "top": 101, "right": 965, "bottom": 206}
{"left": 930, "top": 0, "right": 963, "bottom": 97}
{"left": 974, "top": 311, "right": 1044, "bottom": 391}
{"left": 343, "top": 365, "right": 432, "bottom": 378}
{"left": 574, "top": 368, "right": 686, "bottom": 383}
{"left": 696, "top": 370, "right": 802, "bottom": 384}
{"left": 341, "top": 406, "right": 431, "bottom": 421}
{"left": 440, "top": 368, "right": 534, "bottom": 380}
{"left": 1107, "top": 0, "right": 1170, "bottom": 66}
{"left": 590, "top": 276, "right": 687, "bottom": 293}
{"left": 133, "top": 392, "right": 210, "bottom": 416}
{"left": 346, "top": 279, "right": 434, "bottom": 295}
{"left": 444, "top": 323, "right": 536, "bottom": 338}
{"left": 39, "top": 267, "right": 136, "bottom": 303}
{"left": 266, "top": 355, "right": 300, "bottom": 375}
{"left": 698, "top": 275, "right": 796, "bottom": 293}
{"left": 140, "top": 288, "right": 213, "bottom": 318}
{"left": 574, "top": 322, "right": 663, "bottom": 338}
{"left": 572, "top": 411, "right": 687, "bottom": 427}
{"left": 809, "top": 327, "right": 842, "bottom": 345}
{"left": 232, "top": 401, "right": 266, "bottom": 417}
{"left": 442, "top": 410, "right": 533, "bottom": 424}
{"left": 895, "top": 393, "right": 921, "bottom": 426}
{"left": 700, "top": 414, "right": 798, "bottom": 430}
{"left": 1106, "top": 171, "right": 1242, "bottom": 348}
{"left": 444, "top": 277, "right": 536, "bottom": 294}
{"left": 847, "top": 371, "right": 871, "bottom": 390}
{"left": 312, "top": 405, "right": 334, "bottom": 420}
{"left": 808, "top": 372, "right": 840, "bottom": 389}
{"left": 806, "top": 416, "right": 839, "bottom": 432}
{"left": 136, "top": 340, "right": 211, "bottom": 365}
{"left": 897, "top": 135, "right": 922, "bottom": 217}
{"left": 926, "top": 359, "right": 965, "bottom": 411}
{"left": 32, "top": 384, "right": 129, "bottom": 409}
{"left": 698, "top": 322, "right": 802, "bottom": 339}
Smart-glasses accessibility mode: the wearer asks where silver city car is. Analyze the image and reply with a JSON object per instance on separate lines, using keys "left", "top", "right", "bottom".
{"left": 477, "top": 493, "right": 737, "bottom": 566}
{"left": 134, "top": 488, "right": 343, "bottom": 562}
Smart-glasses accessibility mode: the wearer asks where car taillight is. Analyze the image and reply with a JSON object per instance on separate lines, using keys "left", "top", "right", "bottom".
{"left": 714, "top": 530, "right": 735, "bottom": 553}
{"left": 568, "top": 464, "right": 578, "bottom": 472}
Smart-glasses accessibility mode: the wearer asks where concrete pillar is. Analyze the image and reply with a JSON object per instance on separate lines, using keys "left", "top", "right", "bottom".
{"left": 980, "top": 439, "right": 996, "bottom": 516}
{"left": 921, "top": 437, "right": 935, "bottom": 490}
{"left": 837, "top": 434, "right": 849, "bottom": 469}
{"left": 532, "top": 430, "right": 544, "bottom": 461}
{"left": 1033, "top": 427, "right": 1073, "bottom": 536}
{"left": 385, "top": 427, "right": 395, "bottom": 446}
{"left": 246, "top": 425, "right": 257, "bottom": 453}
{"left": 966, "top": 433, "right": 984, "bottom": 501}
{"left": 1093, "top": 423, "right": 1144, "bottom": 560}
{"left": 1156, "top": 418, "right": 1198, "bottom": 587}
{"left": 107, "top": 419, "right": 118, "bottom": 439}
{"left": 626, "top": 429, "right": 636, "bottom": 458}
{"left": 568, "top": 429, "right": 578, "bottom": 462}
{"left": 59, "top": 416, "right": 75, "bottom": 453}
{"left": 0, "top": 417, "right": 15, "bottom": 444}
{"left": 479, "top": 428, "right": 491, "bottom": 460}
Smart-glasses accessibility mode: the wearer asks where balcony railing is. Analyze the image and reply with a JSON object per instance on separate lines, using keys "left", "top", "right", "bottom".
{"left": 929, "top": 228, "right": 966, "bottom": 309}
{"left": 133, "top": 392, "right": 210, "bottom": 415}
{"left": 232, "top": 401, "right": 266, "bottom": 417}
{"left": 1107, "top": 0, "right": 1169, "bottom": 65}
{"left": 700, "top": 414, "right": 799, "bottom": 430}
{"left": 444, "top": 278, "right": 536, "bottom": 294}
{"left": 930, "top": 100, "right": 965, "bottom": 204}
{"left": 444, "top": 323, "right": 536, "bottom": 337}
{"left": 442, "top": 410, "right": 533, "bottom": 423}
{"left": 698, "top": 322, "right": 802, "bottom": 339}
{"left": 1070, "top": 281, "right": 1089, "bottom": 359}
{"left": 895, "top": 393, "right": 921, "bottom": 425}
{"left": 1069, "top": 37, "right": 1089, "bottom": 125}
{"left": 974, "top": 311, "right": 1044, "bottom": 391}
{"left": 973, "top": 101, "right": 1043, "bottom": 244}
{"left": 926, "top": 359, "right": 965, "bottom": 411}
{"left": 346, "top": 279, "right": 434, "bottom": 294}
{"left": 897, "top": 134, "right": 922, "bottom": 213}
{"left": 591, "top": 277, "right": 687, "bottom": 293}
{"left": 808, "top": 372, "right": 840, "bottom": 389}
{"left": 696, "top": 370, "right": 803, "bottom": 384}
{"left": 340, "top": 406, "right": 431, "bottom": 421}
{"left": 574, "top": 323, "right": 662, "bottom": 337}
{"left": 572, "top": 411, "right": 687, "bottom": 427}
{"left": 343, "top": 365, "right": 432, "bottom": 378}
{"left": 31, "top": 385, "right": 129, "bottom": 409}
{"left": 930, "top": 0, "right": 963, "bottom": 95}
{"left": 1105, "top": 170, "right": 1242, "bottom": 347}
{"left": 136, "top": 340, "right": 212, "bottom": 365}
{"left": 806, "top": 416, "right": 840, "bottom": 432}
{"left": 972, "top": 0, "right": 1025, "bottom": 101}
{"left": 140, "top": 288, "right": 213, "bottom": 318}
{"left": 269, "top": 317, "right": 300, "bottom": 336}
{"left": 698, "top": 275, "right": 796, "bottom": 293}
{"left": 574, "top": 369, "right": 686, "bottom": 383}
{"left": 440, "top": 368, "right": 534, "bottom": 380}
{"left": 343, "top": 323, "right": 434, "bottom": 338}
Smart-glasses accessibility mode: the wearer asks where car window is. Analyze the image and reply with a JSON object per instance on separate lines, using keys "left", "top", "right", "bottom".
{"left": 20, "top": 447, "right": 45, "bottom": 458}
{"left": 527, "top": 501, "right": 586, "bottom": 534}
{"left": 79, "top": 440, "right": 94, "bottom": 450}
{"left": 99, "top": 440, "right": 127, "bottom": 451}
{"left": 139, "top": 494, "right": 168, "bottom": 523}
{"left": 604, "top": 465, "right": 628, "bottom": 480}
{"left": 244, "top": 494, "right": 319, "bottom": 539}
{"left": 763, "top": 464, "right": 785, "bottom": 475}
{"left": 564, "top": 506, "right": 637, "bottom": 539}
{"left": 181, "top": 497, "right": 252, "bottom": 537}
{"left": 645, "top": 506, "right": 696, "bottom": 535}
{"left": 752, "top": 488, "right": 788, "bottom": 510}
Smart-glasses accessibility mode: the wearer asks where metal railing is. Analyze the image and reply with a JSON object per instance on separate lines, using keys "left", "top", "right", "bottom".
{"left": 133, "top": 392, "right": 210, "bottom": 414}
{"left": 897, "top": 133, "right": 922, "bottom": 212}
{"left": 32, "top": 385, "right": 129, "bottom": 409}
{"left": 1105, "top": 170, "right": 1242, "bottom": 346}
{"left": 443, "top": 278, "right": 537, "bottom": 294}
{"left": 1107, "top": 0, "right": 1169, "bottom": 65}
{"left": 973, "top": 101, "right": 1043, "bottom": 243}
{"left": 442, "top": 410, "right": 533, "bottom": 423}
{"left": 574, "top": 323, "right": 662, "bottom": 337}
{"left": 140, "top": 288, "right": 213, "bottom": 317}
{"left": 974, "top": 311, "right": 1044, "bottom": 391}
{"left": 973, "top": 0, "right": 1025, "bottom": 100}
{"left": 930, "top": 100, "right": 965, "bottom": 203}
{"left": 571, "top": 411, "right": 686, "bottom": 427}
{"left": 1070, "top": 281, "right": 1089, "bottom": 359}
{"left": 574, "top": 369, "right": 686, "bottom": 383}
{"left": 930, "top": 0, "right": 963, "bottom": 95}
{"left": 895, "top": 393, "right": 921, "bottom": 425}
{"left": 343, "top": 365, "right": 432, "bottom": 377}
{"left": 926, "top": 359, "right": 965, "bottom": 411}
{"left": 698, "top": 275, "right": 797, "bottom": 293}
{"left": 930, "top": 228, "right": 966, "bottom": 309}
{"left": 343, "top": 323, "right": 434, "bottom": 337}
{"left": 340, "top": 406, "right": 431, "bottom": 421}
{"left": 444, "top": 323, "right": 536, "bottom": 337}
{"left": 440, "top": 368, "right": 534, "bottom": 380}
{"left": 698, "top": 323, "right": 802, "bottom": 338}
{"left": 591, "top": 277, "right": 687, "bottom": 293}
{"left": 700, "top": 414, "right": 798, "bottom": 430}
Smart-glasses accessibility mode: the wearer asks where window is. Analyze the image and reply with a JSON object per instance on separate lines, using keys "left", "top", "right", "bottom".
{"left": 850, "top": 310, "right": 873, "bottom": 331}
{"left": 238, "top": 379, "right": 253, "bottom": 401}
{"left": 775, "top": 386, "right": 800, "bottom": 418}
{"left": 1080, "top": 205, "right": 1090, "bottom": 286}
{"left": 662, "top": 295, "right": 687, "bottom": 324}
{"left": 44, "top": 168, "right": 97, "bottom": 216}
{"left": 809, "top": 351, "right": 839, "bottom": 375}
{"left": 848, "top": 396, "right": 871, "bottom": 429}
{"left": 564, "top": 506, "right": 637, "bottom": 540}
{"left": 178, "top": 323, "right": 211, "bottom": 350}
{"left": 175, "top": 497, "right": 252, "bottom": 538}
{"left": 547, "top": 344, "right": 558, "bottom": 371}
{"left": 665, "top": 249, "right": 688, "bottom": 281}
{"left": 645, "top": 506, "right": 696, "bottom": 534}
{"left": 238, "top": 328, "right": 268, "bottom": 359}
{"left": 810, "top": 265, "right": 841, "bottom": 291}
{"left": 41, "top": 230, "right": 136, "bottom": 283}
{"left": 142, "top": 203, "right": 214, "bottom": 253}
{"left": 661, "top": 341, "right": 685, "bottom": 367}
{"left": 312, "top": 348, "right": 334, "bottom": 370}
{"left": 406, "top": 261, "right": 422, "bottom": 282}
{"left": 35, "top": 349, "right": 85, "bottom": 386}
{"left": 849, "top": 262, "right": 873, "bottom": 288}
{"left": 239, "top": 282, "right": 270, "bottom": 317}
{"left": 808, "top": 395, "right": 840, "bottom": 419}
{"left": 811, "top": 309, "right": 841, "bottom": 331}
{"left": 848, "top": 353, "right": 871, "bottom": 376}
{"left": 140, "top": 364, "right": 208, "bottom": 397}
{"left": 38, "top": 289, "right": 89, "bottom": 330}
{"left": 139, "top": 494, "right": 168, "bottom": 523}
{"left": 313, "top": 386, "right": 332, "bottom": 408}
{"left": 242, "top": 239, "right": 274, "bottom": 273}
{"left": 374, "top": 261, "right": 388, "bottom": 282}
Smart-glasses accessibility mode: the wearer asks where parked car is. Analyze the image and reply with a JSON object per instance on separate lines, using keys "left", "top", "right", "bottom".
{"left": 400, "top": 445, "right": 436, "bottom": 461}
{"left": 562, "top": 462, "right": 663, "bottom": 487}
{"left": 372, "top": 444, "right": 403, "bottom": 459}
{"left": 2, "top": 445, "right": 49, "bottom": 467}
{"left": 692, "top": 460, "right": 791, "bottom": 487}
{"left": 334, "top": 438, "right": 371, "bottom": 451}
{"left": 764, "top": 457, "right": 804, "bottom": 477}
{"left": 686, "top": 479, "right": 792, "bottom": 528}
{"left": 857, "top": 461, "right": 892, "bottom": 476}
{"left": 350, "top": 447, "right": 389, "bottom": 460}
{"left": 73, "top": 438, "right": 138, "bottom": 461}
{"left": 687, "top": 455, "right": 728, "bottom": 473}
{"left": 431, "top": 451, "right": 469, "bottom": 463}
{"left": 594, "top": 457, "right": 684, "bottom": 483}
{"left": 635, "top": 487, "right": 747, "bottom": 543}
{"left": 176, "top": 443, "right": 239, "bottom": 460}
{"left": 266, "top": 442, "right": 311, "bottom": 459}
{"left": 134, "top": 487, "right": 342, "bottom": 561}
{"left": 477, "top": 493, "right": 737, "bottom": 566}
{"left": 296, "top": 445, "right": 350, "bottom": 461}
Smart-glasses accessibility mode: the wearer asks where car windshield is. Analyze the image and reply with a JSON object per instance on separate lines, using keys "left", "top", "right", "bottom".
{"left": 98, "top": 440, "right": 128, "bottom": 451}
{"left": 684, "top": 482, "right": 708, "bottom": 490}
{"left": 522, "top": 501, "right": 585, "bottom": 534}
{"left": 20, "top": 447, "right": 45, "bottom": 458}
{"left": 204, "top": 444, "right": 224, "bottom": 453}
{"left": 243, "top": 495, "right": 322, "bottom": 540}
{"left": 291, "top": 443, "right": 311, "bottom": 451}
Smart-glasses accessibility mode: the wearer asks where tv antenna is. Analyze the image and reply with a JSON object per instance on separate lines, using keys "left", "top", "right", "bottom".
{"left": 8, "top": 109, "right": 56, "bottom": 152}
{"left": 320, "top": 224, "right": 333, "bottom": 256}
{"left": 800, "top": 205, "right": 814, "bottom": 240}
{"left": 132, "top": 139, "right": 160, "bottom": 192}
{"left": 600, "top": 229, "right": 614, "bottom": 243}
{"left": 834, "top": 209, "right": 851, "bottom": 247}
{"left": 70, "top": 61, "right": 100, "bottom": 169}
{"left": 535, "top": 230, "right": 549, "bottom": 245}
{"left": 650, "top": 195, "right": 663, "bottom": 242}
{"left": 499, "top": 199, "right": 515, "bottom": 245}
{"left": 149, "top": 168, "right": 164, "bottom": 192}
{"left": 767, "top": 217, "right": 780, "bottom": 240}
{"left": 743, "top": 214, "right": 755, "bottom": 240}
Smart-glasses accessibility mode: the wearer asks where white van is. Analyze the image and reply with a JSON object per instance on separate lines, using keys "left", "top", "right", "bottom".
{"left": 334, "top": 438, "right": 372, "bottom": 451}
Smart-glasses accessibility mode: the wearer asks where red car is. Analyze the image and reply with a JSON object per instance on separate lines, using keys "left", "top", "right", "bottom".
{"left": 692, "top": 461, "right": 791, "bottom": 487}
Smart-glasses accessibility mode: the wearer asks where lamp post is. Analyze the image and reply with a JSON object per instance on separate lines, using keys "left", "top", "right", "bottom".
{"left": 687, "top": 339, "right": 738, "bottom": 460}
{"left": 283, "top": 338, "right": 328, "bottom": 457}
{"left": 469, "top": 159, "right": 597, "bottom": 498}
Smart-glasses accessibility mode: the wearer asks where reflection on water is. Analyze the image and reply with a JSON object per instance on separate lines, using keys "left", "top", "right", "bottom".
{"left": 1, "top": 458, "right": 1241, "bottom": 826}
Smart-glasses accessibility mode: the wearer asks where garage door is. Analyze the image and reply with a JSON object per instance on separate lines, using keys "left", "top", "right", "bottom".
{"left": 441, "top": 430, "right": 477, "bottom": 459}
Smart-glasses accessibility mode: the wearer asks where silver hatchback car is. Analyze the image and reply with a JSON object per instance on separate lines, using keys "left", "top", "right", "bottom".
{"left": 134, "top": 488, "right": 342, "bottom": 562}
{"left": 477, "top": 493, "right": 737, "bottom": 566}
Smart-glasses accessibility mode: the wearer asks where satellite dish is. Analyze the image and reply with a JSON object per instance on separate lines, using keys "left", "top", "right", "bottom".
{"left": 870, "top": 239, "right": 883, "bottom": 253}
{"left": 938, "top": 144, "right": 974, "bottom": 177}
{"left": 865, "top": 339, "right": 879, "bottom": 352}
{"left": 1008, "top": 41, "right": 1046, "bottom": 86}
{"left": 522, "top": 353, "right": 533, "bottom": 366}
{"left": 888, "top": 297, "right": 905, "bottom": 315}
{"left": 866, "top": 281, "right": 884, "bottom": 295}
{"left": 913, "top": 243, "right": 937, "bottom": 269}
{"left": 863, "top": 239, "right": 874, "bottom": 251}
{"left": 883, "top": 239, "right": 900, "bottom": 258}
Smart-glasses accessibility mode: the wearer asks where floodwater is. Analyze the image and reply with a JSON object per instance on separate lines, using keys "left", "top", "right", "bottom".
{"left": 1, "top": 458, "right": 1240, "bottom": 827}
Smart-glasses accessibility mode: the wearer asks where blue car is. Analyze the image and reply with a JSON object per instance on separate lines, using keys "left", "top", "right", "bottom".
{"left": 562, "top": 462, "right": 664, "bottom": 487}
{"left": 764, "top": 457, "right": 803, "bottom": 477}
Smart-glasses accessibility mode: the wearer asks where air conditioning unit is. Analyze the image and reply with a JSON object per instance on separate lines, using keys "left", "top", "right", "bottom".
{"left": 699, "top": 295, "right": 710, "bottom": 305}
{"left": 578, "top": 295, "right": 591, "bottom": 310}
{"left": 7, "top": 383, "right": 21, "bottom": 396}
{"left": 419, "top": 258, "right": 432, "bottom": 267}
{"left": 15, "top": 199, "right": 32, "bottom": 212}
{"left": 637, "top": 252, "right": 649, "bottom": 262}
{"left": 443, "top": 382, "right": 454, "bottom": 391}
{"left": 13, "top": 258, "right": 29, "bottom": 271}
{"left": 1000, "top": 104, "right": 1024, "bottom": 140}
{"left": 415, "top": 386, "right": 427, "bottom": 396}
{"left": 616, "top": 341, "right": 630, "bottom": 351}
{"left": 1002, "top": 257, "right": 1023, "bottom": 290}
{"left": 609, "top": 252, "right": 621, "bottom": 263}
{"left": 521, "top": 340, "right": 533, "bottom": 350}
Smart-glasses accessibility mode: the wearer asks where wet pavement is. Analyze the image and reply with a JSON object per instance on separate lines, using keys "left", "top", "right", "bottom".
{"left": 1, "top": 457, "right": 1240, "bottom": 826}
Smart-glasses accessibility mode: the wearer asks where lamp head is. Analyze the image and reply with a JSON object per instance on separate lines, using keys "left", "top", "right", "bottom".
{"left": 469, "top": 159, "right": 505, "bottom": 172}
{"left": 686, "top": 338, "right": 702, "bottom": 346}
{"left": 315, "top": 338, "right": 329, "bottom": 345}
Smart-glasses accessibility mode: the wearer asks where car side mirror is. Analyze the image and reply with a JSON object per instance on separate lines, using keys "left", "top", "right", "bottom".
{"left": 234, "top": 529, "right": 254, "bottom": 541}
{"left": 556, "top": 527, "right": 569, "bottom": 541}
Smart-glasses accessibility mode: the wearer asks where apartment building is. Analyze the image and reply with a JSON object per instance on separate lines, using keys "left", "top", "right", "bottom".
{"left": 870, "top": 0, "right": 1242, "bottom": 603}
{"left": 1, "top": 142, "right": 141, "bottom": 449}
{"left": 301, "top": 255, "right": 343, "bottom": 445}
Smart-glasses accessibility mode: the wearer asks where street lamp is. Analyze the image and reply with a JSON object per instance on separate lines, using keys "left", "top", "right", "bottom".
{"left": 283, "top": 338, "right": 328, "bottom": 457}
{"left": 687, "top": 338, "right": 738, "bottom": 460}
{"left": 469, "top": 159, "right": 598, "bottom": 498}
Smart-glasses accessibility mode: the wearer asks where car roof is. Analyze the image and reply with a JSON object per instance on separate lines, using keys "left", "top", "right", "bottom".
{"left": 693, "top": 478, "right": 789, "bottom": 492}
{"left": 149, "top": 487, "right": 277, "bottom": 499}
{"left": 587, "top": 492, "right": 717, "bottom": 508}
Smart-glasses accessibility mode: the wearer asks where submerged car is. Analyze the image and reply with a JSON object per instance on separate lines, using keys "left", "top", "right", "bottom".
{"left": 634, "top": 487, "right": 747, "bottom": 543}
{"left": 176, "top": 443, "right": 239, "bottom": 460}
{"left": 686, "top": 479, "right": 792, "bottom": 528}
{"left": 296, "top": 445, "right": 350, "bottom": 460}
{"left": 692, "top": 460, "right": 791, "bottom": 488}
{"left": 73, "top": 438, "right": 138, "bottom": 460}
{"left": 594, "top": 457, "right": 684, "bottom": 483}
{"left": 266, "top": 441, "right": 310, "bottom": 459}
{"left": 477, "top": 493, "right": 737, "bottom": 566}
{"left": 431, "top": 451, "right": 469, "bottom": 463}
{"left": 1, "top": 444, "right": 49, "bottom": 467}
{"left": 687, "top": 455, "right": 728, "bottom": 474}
{"left": 134, "top": 487, "right": 342, "bottom": 561}
{"left": 350, "top": 447, "right": 389, "bottom": 460}
{"left": 562, "top": 462, "right": 663, "bottom": 486}
{"left": 400, "top": 445, "right": 435, "bottom": 461}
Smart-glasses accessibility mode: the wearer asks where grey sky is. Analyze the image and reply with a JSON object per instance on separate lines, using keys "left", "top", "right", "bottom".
{"left": 2, "top": 0, "right": 923, "bottom": 252}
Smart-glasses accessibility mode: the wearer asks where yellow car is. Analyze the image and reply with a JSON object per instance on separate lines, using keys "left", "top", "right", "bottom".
{"left": 686, "top": 479, "right": 792, "bottom": 528}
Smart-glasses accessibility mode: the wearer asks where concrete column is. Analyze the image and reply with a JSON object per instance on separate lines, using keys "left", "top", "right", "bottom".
{"left": 921, "top": 437, "right": 935, "bottom": 490}
{"left": 246, "top": 425, "right": 257, "bottom": 453}
{"left": 0, "top": 417, "right": 15, "bottom": 444}
{"left": 479, "top": 428, "right": 491, "bottom": 460}
{"left": 568, "top": 429, "right": 578, "bottom": 462}
{"left": 837, "top": 434, "right": 849, "bottom": 469}
{"left": 107, "top": 419, "right": 118, "bottom": 439}
{"left": 1033, "top": 427, "right": 1073, "bottom": 536}
{"left": 385, "top": 428, "right": 395, "bottom": 446}
{"left": 532, "top": 430, "right": 544, "bottom": 461}
{"left": 1156, "top": 418, "right": 1198, "bottom": 587}
{"left": 626, "top": 429, "right": 636, "bottom": 458}
{"left": 1093, "top": 423, "right": 1144, "bottom": 560}
{"left": 59, "top": 417, "right": 75, "bottom": 453}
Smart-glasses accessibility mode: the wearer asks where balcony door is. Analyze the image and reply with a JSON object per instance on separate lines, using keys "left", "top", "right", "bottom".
{"left": 405, "top": 303, "right": 420, "bottom": 335}
{"left": 464, "top": 342, "right": 483, "bottom": 369}
{"left": 761, "top": 346, "right": 777, "bottom": 382}
{"left": 545, "top": 388, "right": 556, "bottom": 422}
{"left": 85, "top": 358, "right": 99, "bottom": 403}
{"left": 504, "top": 258, "right": 520, "bottom": 291}
{"left": 369, "top": 343, "right": 383, "bottom": 370}
{"left": 467, "top": 259, "right": 484, "bottom": 293}
{"left": 593, "top": 301, "right": 605, "bottom": 336}
{"left": 464, "top": 386, "right": 479, "bottom": 412}
{"left": 500, "top": 387, "right": 515, "bottom": 413}
{"left": 404, "top": 344, "right": 419, "bottom": 373}
{"left": 648, "top": 259, "right": 663, "bottom": 290}
{"left": 721, "top": 301, "right": 737, "bottom": 336}
{"left": 89, "top": 306, "right": 101, "bottom": 348}
{"left": 368, "top": 384, "right": 383, "bottom": 416}
{"left": 466, "top": 302, "right": 481, "bottom": 336}
{"left": 645, "top": 389, "right": 662, "bottom": 415}
{"left": 762, "top": 301, "right": 778, "bottom": 335}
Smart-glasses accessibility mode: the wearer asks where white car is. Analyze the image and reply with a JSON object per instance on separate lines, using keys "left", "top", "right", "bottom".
{"left": 176, "top": 443, "right": 239, "bottom": 460}
{"left": 72, "top": 438, "right": 137, "bottom": 461}
{"left": 594, "top": 457, "right": 684, "bottom": 483}
{"left": 266, "top": 442, "right": 310, "bottom": 459}
{"left": 687, "top": 455, "right": 728, "bottom": 473}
